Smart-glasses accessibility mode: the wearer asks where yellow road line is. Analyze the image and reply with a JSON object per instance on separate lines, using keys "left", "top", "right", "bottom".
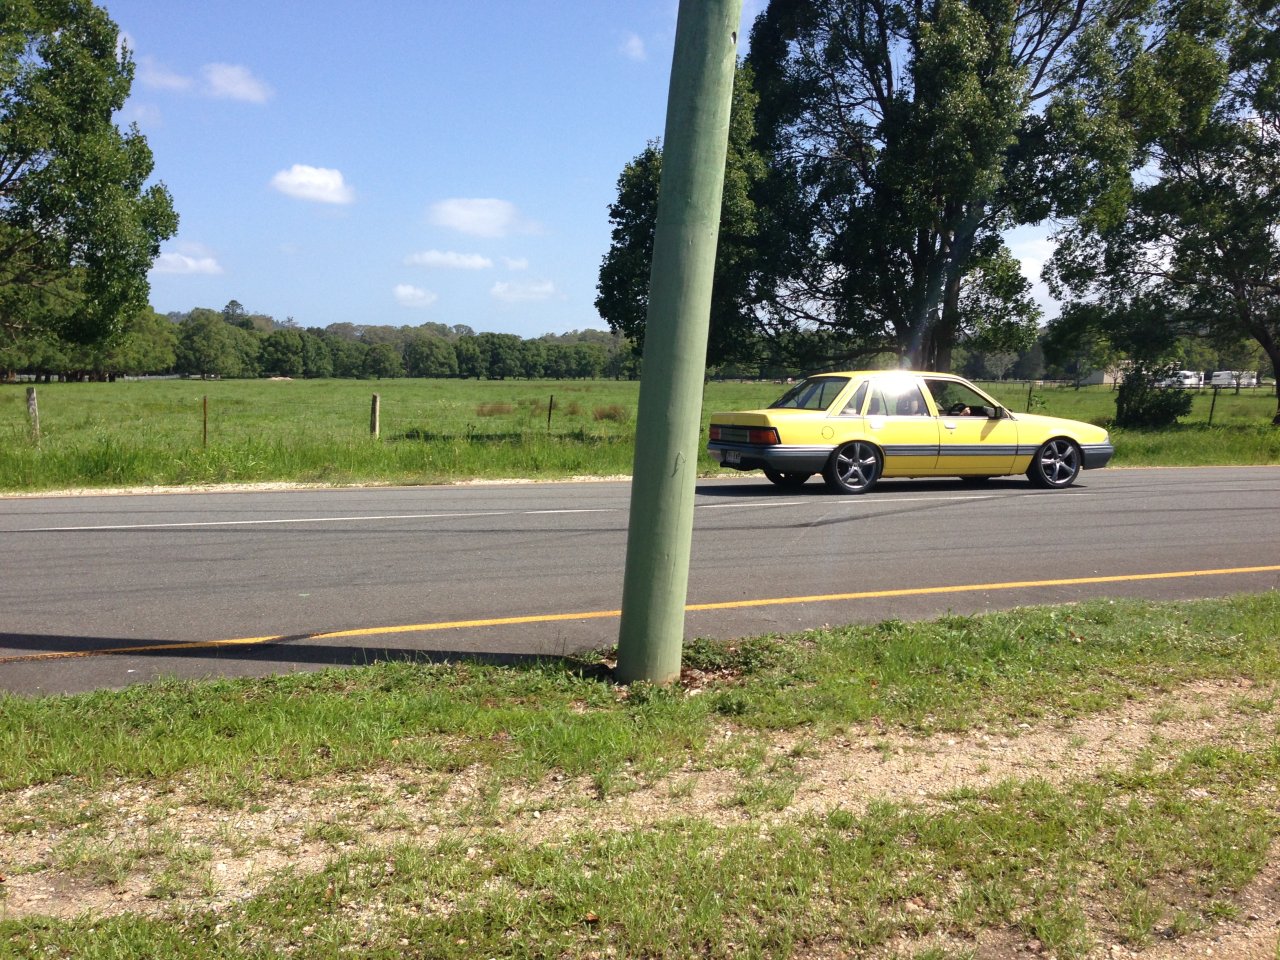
{"left": 3, "top": 564, "right": 1278, "bottom": 666}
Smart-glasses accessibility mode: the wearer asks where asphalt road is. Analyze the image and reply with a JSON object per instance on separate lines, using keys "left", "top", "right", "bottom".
{"left": 2, "top": 466, "right": 1278, "bottom": 695}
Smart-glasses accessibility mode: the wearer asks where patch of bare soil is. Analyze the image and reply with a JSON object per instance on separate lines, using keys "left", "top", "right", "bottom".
{"left": 2, "top": 678, "right": 1277, "bottom": 959}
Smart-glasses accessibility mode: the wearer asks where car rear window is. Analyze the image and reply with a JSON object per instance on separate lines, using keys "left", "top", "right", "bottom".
{"left": 769, "top": 376, "right": 851, "bottom": 411}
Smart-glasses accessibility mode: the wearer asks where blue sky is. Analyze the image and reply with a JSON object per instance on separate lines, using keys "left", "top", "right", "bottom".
{"left": 109, "top": 0, "right": 1050, "bottom": 338}
{"left": 106, "top": 1, "right": 761, "bottom": 336}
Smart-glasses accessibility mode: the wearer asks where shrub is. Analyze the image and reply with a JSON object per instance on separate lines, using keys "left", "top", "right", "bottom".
{"left": 475, "top": 402, "right": 515, "bottom": 417}
{"left": 1114, "top": 364, "right": 1193, "bottom": 428}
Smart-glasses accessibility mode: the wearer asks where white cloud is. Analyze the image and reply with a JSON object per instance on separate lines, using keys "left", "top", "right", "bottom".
{"left": 405, "top": 250, "right": 493, "bottom": 270}
{"left": 137, "top": 56, "right": 193, "bottom": 93}
{"left": 130, "top": 56, "right": 273, "bottom": 104}
{"left": 1005, "top": 227, "right": 1059, "bottom": 316}
{"left": 428, "top": 198, "right": 535, "bottom": 238}
{"left": 394, "top": 284, "right": 438, "bottom": 308}
{"left": 121, "top": 103, "right": 164, "bottom": 127}
{"left": 202, "top": 63, "right": 273, "bottom": 103}
{"left": 491, "top": 279, "right": 556, "bottom": 303}
{"left": 152, "top": 252, "right": 223, "bottom": 275}
{"left": 270, "top": 165, "right": 355, "bottom": 205}
{"left": 1007, "top": 234, "right": 1056, "bottom": 283}
{"left": 502, "top": 257, "right": 530, "bottom": 271}
{"left": 621, "top": 33, "right": 647, "bottom": 62}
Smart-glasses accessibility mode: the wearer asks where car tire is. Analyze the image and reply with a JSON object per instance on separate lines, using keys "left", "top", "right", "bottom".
{"left": 1026, "top": 438, "right": 1081, "bottom": 488}
{"left": 762, "top": 467, "right": 812, "bottom": 488}
{"left": 823, "top": 441, "right": 881, "bottom": 494}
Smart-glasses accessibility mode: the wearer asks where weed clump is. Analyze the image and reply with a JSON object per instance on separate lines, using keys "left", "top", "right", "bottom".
{"left": 593, "top": 404, "right": 629, "bottom": 423}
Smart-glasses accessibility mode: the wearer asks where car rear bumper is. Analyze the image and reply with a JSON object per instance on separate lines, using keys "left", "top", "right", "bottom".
{"left": 708, "top": 442, "right": 833, "bottom": 474}
{"left": 1081, "top": 442, "right": 1115, "bottom": 470}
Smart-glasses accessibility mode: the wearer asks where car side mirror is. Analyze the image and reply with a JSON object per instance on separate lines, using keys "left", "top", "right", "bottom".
{"left": 983, "top": 405, "right": 1000, "bottom": 419}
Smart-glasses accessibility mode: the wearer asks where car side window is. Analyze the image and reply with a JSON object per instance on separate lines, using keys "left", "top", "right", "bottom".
{"left": 925, "top": 379, "right": 992, "bottom": 417}
{"left": 836, "top": 381, "right": 868, "bottom": 416}
{"left": 868, "top": 379, "right": 929, "bottom": 417}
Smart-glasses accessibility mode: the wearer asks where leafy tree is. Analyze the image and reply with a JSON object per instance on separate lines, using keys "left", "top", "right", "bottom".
{"left": 740, "top": 0, "right": 1145, "bottom": 370}
{"left": 542, "top": 341, "right": 572, "bottom": 379}
{"left": 519, "top": 338, "right": 547, "bottom": 379}
{"left": 228, "top": 324, "right": 261, "bottom": 377}
{"left": 105, "top": 308, "right": 176, "bottom": 375}
{"left": 359, "top": 325, "right": 406, "bottom": 347}
{"left": 454, "top": 335, "right": 487, "bottom": 379}
{"left": 0, "top": 326, "right": 65, "bottom": 378}
{"left": 403, "top": 332, "right": 458, "bottom": 378}
{"left": 363, "top": 341, "right": 403, "bottom": 379}
{"left": 260, "top": 328, "right": 305, "bottom": 377}
{"left": 326, "top": 336, "right": 368, "bottom": 378}
{"left": 176, "top": 309, "right": 242, "bottom": 378}
{"left": 1, "top": 0, "right": 177, "bottom": 343}
{"left": 324, "top": 322, "right": 362, "bottom": 341}
{"left": 222, "top": 300, "right": 249, "bottom": 329}
{"left": 569, "top": 342, "right": 608, "bottom": 379}
{"left": 300, "top": 331, "right": 333, "bottom": 379}
{"left": 478, "top": 332, "right": 523, "bottom": 379}
{"left": 596, "top": 67, "right": 769, "bottom": 365}
{"left": 1047, "top": 0, "right": 1280, "bottom": 422}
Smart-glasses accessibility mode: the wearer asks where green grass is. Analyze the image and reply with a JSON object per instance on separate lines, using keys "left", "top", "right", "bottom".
{"left": 2, "top": 594, "right": 1278, "bottom": 958}
{"left": 2, "top": 378, "right": 1276, "bottom": 492}
{"left": 3, "top": 594, "right": 1277, "bottom": 794}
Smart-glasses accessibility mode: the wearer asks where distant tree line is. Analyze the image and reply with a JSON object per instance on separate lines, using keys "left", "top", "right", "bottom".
{"left": 5, "top": 294, "right": 1272, "bottom": 390}
{"left": 0, "top": 300, "right": 642, "bottom": 382}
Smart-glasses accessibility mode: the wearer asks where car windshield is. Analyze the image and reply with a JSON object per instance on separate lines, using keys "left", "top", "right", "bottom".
{"left": 769, "top": 376, "right": 851, "bottom": 411}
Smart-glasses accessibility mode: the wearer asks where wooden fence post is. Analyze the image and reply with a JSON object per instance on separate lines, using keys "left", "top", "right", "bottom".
{"left": 547, "top": 394, "right": 554, "bottom": 433}
{"left": 370, "top": 393, "right": 380, "bottom": 438}
{"left": 26, "top": 386, "right": 39, "bottom": 441}
{"left": 203, "top": 395, "right": 208, "bottom": 447}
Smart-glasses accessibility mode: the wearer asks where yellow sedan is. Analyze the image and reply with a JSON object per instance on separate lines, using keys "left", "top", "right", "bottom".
{"left": 707, "top": 371, "right": 1114, "bottom": 494}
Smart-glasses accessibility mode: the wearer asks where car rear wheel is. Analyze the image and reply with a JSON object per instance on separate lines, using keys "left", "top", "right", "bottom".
{"left": 1027, "top": 438, "right": 1081, "bottom": 488}
{"left": 823, "top": 441, "right": 881, "bottom": 494}
{"left": 763, "top": 467, "right": 812, "bottom": 488}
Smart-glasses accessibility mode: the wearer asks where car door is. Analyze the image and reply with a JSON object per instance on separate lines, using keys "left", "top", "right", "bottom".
{"left": 923, "top": 377, "right": 1019, "bottom": 476}
{"left": 861, "top": 376, "right": 940, "bottom": 476}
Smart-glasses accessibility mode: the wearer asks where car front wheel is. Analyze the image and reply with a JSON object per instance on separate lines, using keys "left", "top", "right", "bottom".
{"left": 1027, "top": 438, "right": 1081, "bottom": 488}
{"left": 823, "top": 441, "right": 881, "bottom": 494}
{"left": 763, "top": 467, "right": 812, "bottom": 488}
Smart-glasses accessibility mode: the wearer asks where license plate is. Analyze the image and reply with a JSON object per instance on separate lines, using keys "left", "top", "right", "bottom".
{"left": 725, "top": 451, "right": 741, "bottom": 465}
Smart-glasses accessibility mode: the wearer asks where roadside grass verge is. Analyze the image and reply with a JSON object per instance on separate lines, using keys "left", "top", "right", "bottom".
{"left": 2, "top": 594, "right": 1279, "bottom": 958}
{"left": 3, "top": 594, "right": 1278, "bottom": 794}
{"left": 2, "top": 378, "right": 1277, "bottom": 492}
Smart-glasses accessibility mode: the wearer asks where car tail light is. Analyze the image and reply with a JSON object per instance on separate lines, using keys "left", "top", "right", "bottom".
{"left": 709, "top": 425, "right": 779, "bottom": 444}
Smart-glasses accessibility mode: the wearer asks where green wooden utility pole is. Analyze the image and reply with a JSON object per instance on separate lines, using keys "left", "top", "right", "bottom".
{"left": 616, "top": 0, "right": 743, "bottom": 685}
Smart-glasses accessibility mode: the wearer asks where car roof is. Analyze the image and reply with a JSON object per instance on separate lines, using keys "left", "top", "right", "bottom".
{"left": 803, "top": 370, "right": 967, "bottom": 380}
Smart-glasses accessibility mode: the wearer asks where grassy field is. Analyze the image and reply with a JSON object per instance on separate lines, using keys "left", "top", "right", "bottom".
{"left": 1, "top": 376, "right": 1277, "bottom": 492}
{"left": 2, "top": 594, "right": 1278, "bottom": 958}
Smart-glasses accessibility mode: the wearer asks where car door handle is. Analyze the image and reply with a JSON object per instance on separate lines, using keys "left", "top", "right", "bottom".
{"left": 942, "top": 421, "right": 957, "bottom": 429}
